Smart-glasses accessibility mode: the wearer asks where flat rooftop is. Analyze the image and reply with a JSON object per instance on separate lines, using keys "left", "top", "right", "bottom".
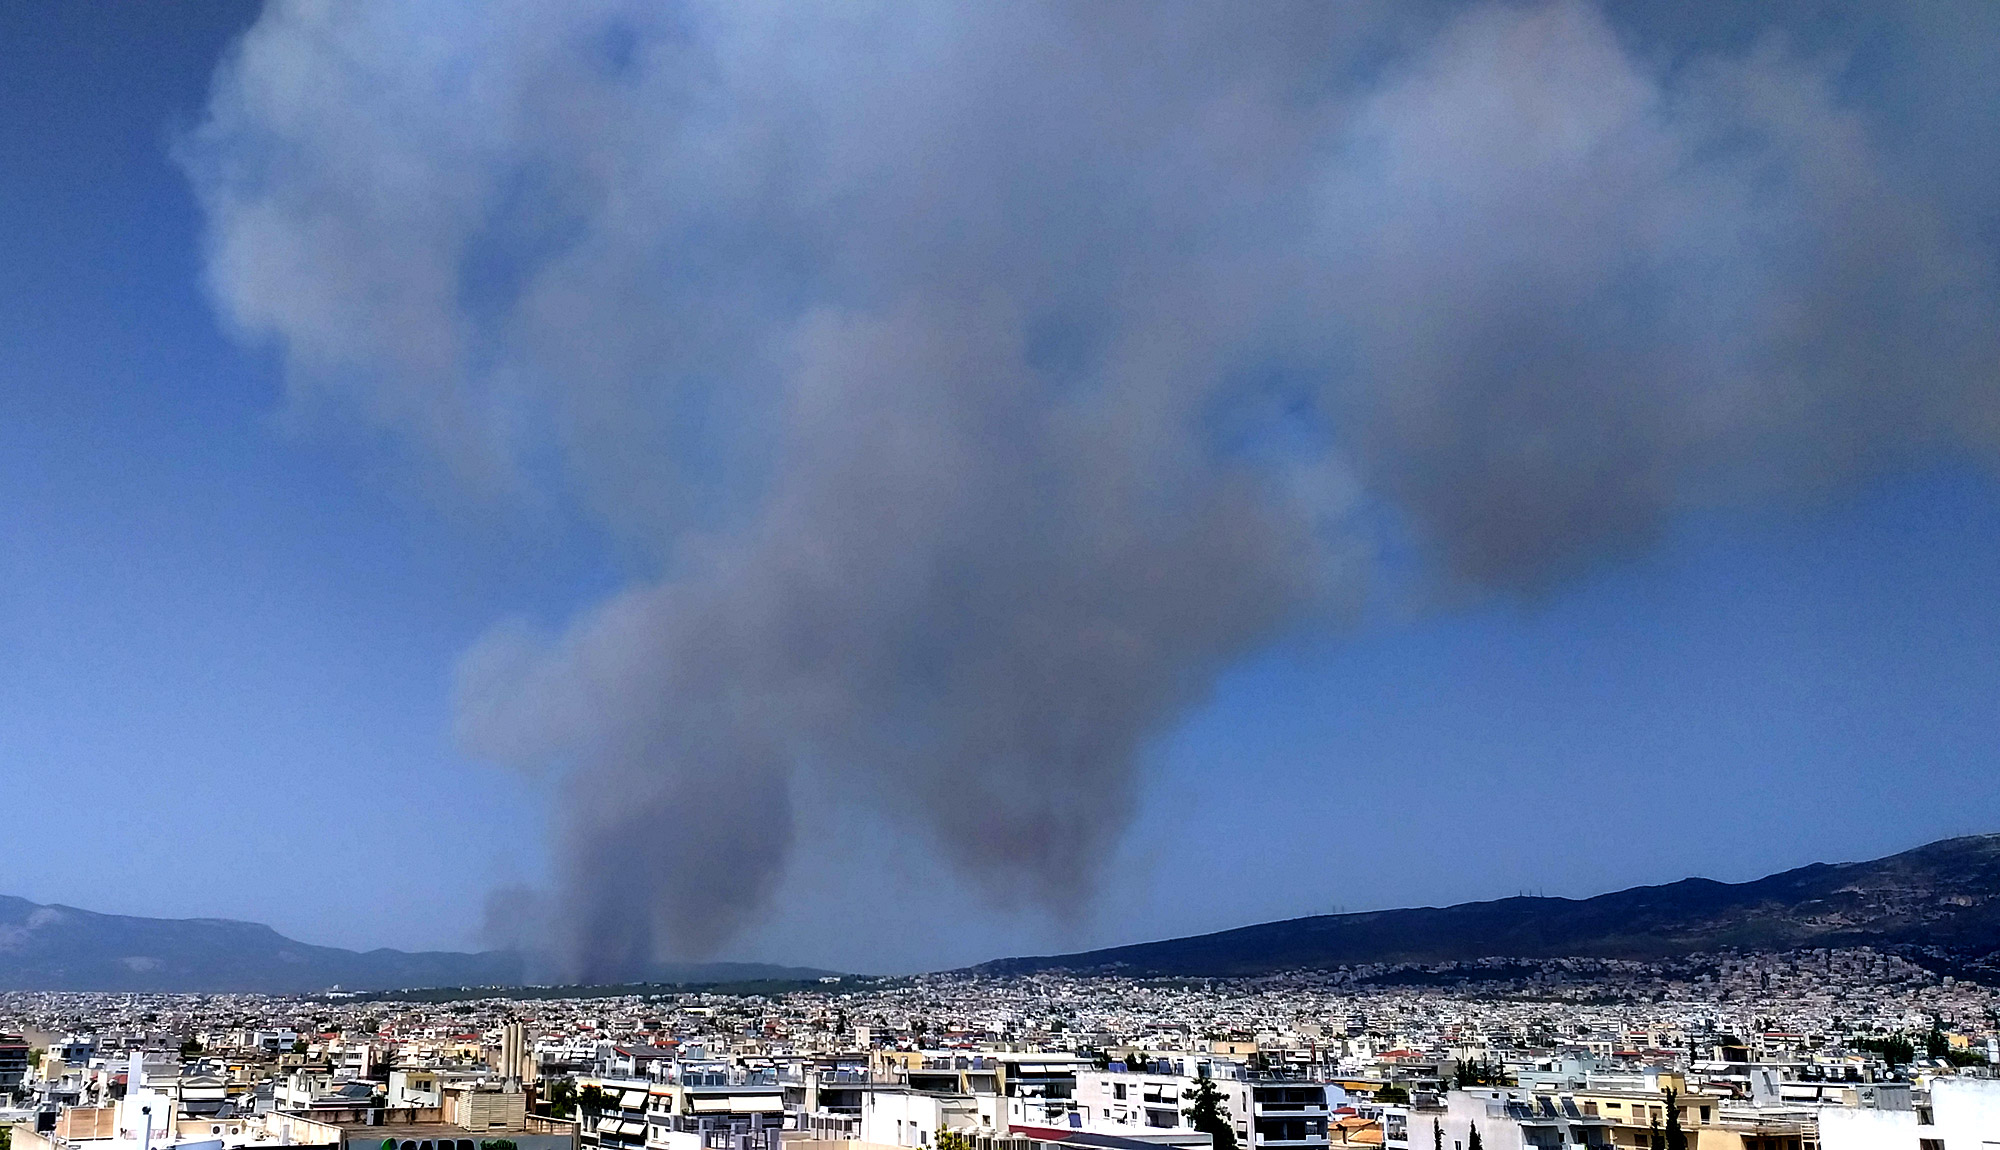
{"left": 334, "top": 1127, "right": 497, "bottom": 1140}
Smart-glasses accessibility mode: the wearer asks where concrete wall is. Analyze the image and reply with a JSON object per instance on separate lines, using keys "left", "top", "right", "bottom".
{"left": 1931, "top": 1077, "right": 2000, "bottom": 1148}
{"left": 1815, "top": 1106, "right": 1915, "bottom": 1150}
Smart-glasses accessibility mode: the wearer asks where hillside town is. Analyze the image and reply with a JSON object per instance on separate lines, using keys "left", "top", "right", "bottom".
{"left": 2, "top": 948, "right": 1997, "bottom": 1150}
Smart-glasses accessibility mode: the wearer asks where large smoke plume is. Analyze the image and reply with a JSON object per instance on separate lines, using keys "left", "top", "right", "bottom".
{"left": 183, "top": 0, "right": 2000, "bottom": 978}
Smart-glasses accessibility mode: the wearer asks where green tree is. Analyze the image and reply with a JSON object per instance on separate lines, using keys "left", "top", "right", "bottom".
{"left": 179, "top": 1038, "right": 203, "bottom": 1059}
{"left": 1431, "top": 1119, "right": 1442, "bottom": 1150}
{"left": 1924, "top": 1026, "right": 1950, "bottom": 1061}
{"left": 1466, "top": 1125, "right": 1483, "bottom": 1150}
{"left": 292, "top": 1039, "right": 309, "bottom": 1056}
{"left": 1663, "top": 1089, "right": 1686, "bottom": 1150}
{"left": 544, "top": 1078, "right": 579, "bottom": 1118}
{"left": 1375, "top": 1084, "right": 1408, "bottom": 1106}
{"left": 935, "top": 1132, "right": 973, "bottom": 1150}
{"left": 1182, "top": 1077, "right": 1236, "bottom": 1150}
{"left": 1855, "top": 1035, "right": 1915, "bottom": 1068}
{"left": 1453, "top": 1059, "right": 1508, "bottom": 1088}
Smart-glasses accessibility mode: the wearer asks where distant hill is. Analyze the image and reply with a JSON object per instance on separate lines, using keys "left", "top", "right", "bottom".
{"left": 0, "top": 898, "right": 830, "bottom": 993}
{"left": 977, "top": 833, "right": 2000, "bottom": 977}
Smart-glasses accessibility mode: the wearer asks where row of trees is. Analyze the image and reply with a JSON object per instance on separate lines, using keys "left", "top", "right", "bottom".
{"left": 1853, "top": 1026, "right": 1990, "bottom": 1069}
{"left": 1451, "top": 1058, "right": 1509, "bottom": 1088}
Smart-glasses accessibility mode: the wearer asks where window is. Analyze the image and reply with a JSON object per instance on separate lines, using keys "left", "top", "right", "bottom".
{"left": 1698, "top": 1107, "right": 1709, "bottom": 1123}
{"left": 1114, "top": 1084, "right": 1127, "bottom": 1100}
{"left": 1918, "top": 1140, "right": 1944, "bottom": 1150}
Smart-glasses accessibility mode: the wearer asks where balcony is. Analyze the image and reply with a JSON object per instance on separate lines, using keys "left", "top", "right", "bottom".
{"left": 1252, "top": 1104, "right": 1327, "bottom": 1117}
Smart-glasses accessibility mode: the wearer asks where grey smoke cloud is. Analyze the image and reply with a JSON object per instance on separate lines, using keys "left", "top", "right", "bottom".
{"left": 184, "top": 0, "right": 2000, "bottom": 976}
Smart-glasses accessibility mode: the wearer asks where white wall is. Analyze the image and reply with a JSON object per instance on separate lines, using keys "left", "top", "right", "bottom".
{"left": 1931, "top": 1077, "right": 2000, "bottom": 1149}
{"left": 1436, "top": 1091, "right": 1526, "bottom": 1150}
{"left": 1816, "top": 1106, "right": 1915, "bottom": 1150}
{"left": 115, "top": 1090, "right": 175, "bottom": 1141}
{"left": 861, "top": 1091, "right": 962, "bottom": 1148}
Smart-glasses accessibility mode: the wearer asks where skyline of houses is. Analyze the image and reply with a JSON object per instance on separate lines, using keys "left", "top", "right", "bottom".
{"left": 3, "top": 947, "right": 1998, "bottom": 1150}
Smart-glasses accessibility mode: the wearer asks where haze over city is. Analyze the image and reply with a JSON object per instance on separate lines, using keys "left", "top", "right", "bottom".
{"left": 4, "top": 0, "right": 2000, "bottom": 983}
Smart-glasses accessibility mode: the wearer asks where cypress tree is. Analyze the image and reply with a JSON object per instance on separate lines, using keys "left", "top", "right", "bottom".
{"left": 1182, "top": 1077, "right": 1236, "bottom": 1150}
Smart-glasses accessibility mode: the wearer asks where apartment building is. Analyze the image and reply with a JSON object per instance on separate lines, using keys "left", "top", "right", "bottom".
{"left": 576, "top": 1063, "right": 784, "bottom": 1150}
{"left": 1820, "top": 1076, "right": 2000, "bottom": 1150}
{"left": 858, "top": 1087, "right": 986, "bottom": 1149}
{"left": 1064, "top": 1066, "right": 1339, "bottom": 1150}
{"left": 1431, "top": 1089, "right": 1615, "bottom": 1150}
{"left": 0, "top": 1035, "right": 33, "bottom": 1093}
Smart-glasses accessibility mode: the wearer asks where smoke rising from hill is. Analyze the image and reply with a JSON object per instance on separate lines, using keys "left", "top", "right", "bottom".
{"left": 184, "top": 0, "right": 2000, "bottom": 978}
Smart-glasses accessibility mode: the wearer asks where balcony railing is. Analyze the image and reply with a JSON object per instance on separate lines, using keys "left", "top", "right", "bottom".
{"left": 1252, "top": 1104, "right": 1328, "bottom": 1115}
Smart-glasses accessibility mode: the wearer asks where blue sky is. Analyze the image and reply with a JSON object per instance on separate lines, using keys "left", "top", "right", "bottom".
{"left": 2, "top": 3, "right": 1997, "bottom": 974}
{"left": 0, "top": 2, "right": 563, "bottom": 952}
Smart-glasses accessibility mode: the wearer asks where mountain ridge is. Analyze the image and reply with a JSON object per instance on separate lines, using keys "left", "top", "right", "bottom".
{"left": 0, "top": 896, "right": 829, "bottom": 993}
{"left": 13, "top": 833, "right": 2000, "bottom": 991}
{"left": 974, "top": 833, "right": 2000, "bottom": 978}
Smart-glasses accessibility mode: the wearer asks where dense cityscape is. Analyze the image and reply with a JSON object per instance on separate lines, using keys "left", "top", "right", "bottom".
{"left": 8, "top": 5, "right": 2000, "bottom": 1150}
{"left": 3, "top": 947, "right": 1997, "bottom": 1150}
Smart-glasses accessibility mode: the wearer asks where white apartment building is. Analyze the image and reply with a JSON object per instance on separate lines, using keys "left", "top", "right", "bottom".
{"left": 1430, "top": 1089, "right": 1614, "bottom": 1150}
{"left": 1061, "top": 1066, "right": 1339, "bottom": 1150}
{"left": 858, "top": 1088, "right": 986, "bottom": 1148}
{"left": 1819, "top": 1076, "right": 2000, "bottom": 1150}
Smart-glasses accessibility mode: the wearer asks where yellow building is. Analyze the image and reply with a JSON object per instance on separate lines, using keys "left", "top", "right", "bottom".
{"left": 1558, "top": 1078, "right": 1809, "bottom": 1150}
